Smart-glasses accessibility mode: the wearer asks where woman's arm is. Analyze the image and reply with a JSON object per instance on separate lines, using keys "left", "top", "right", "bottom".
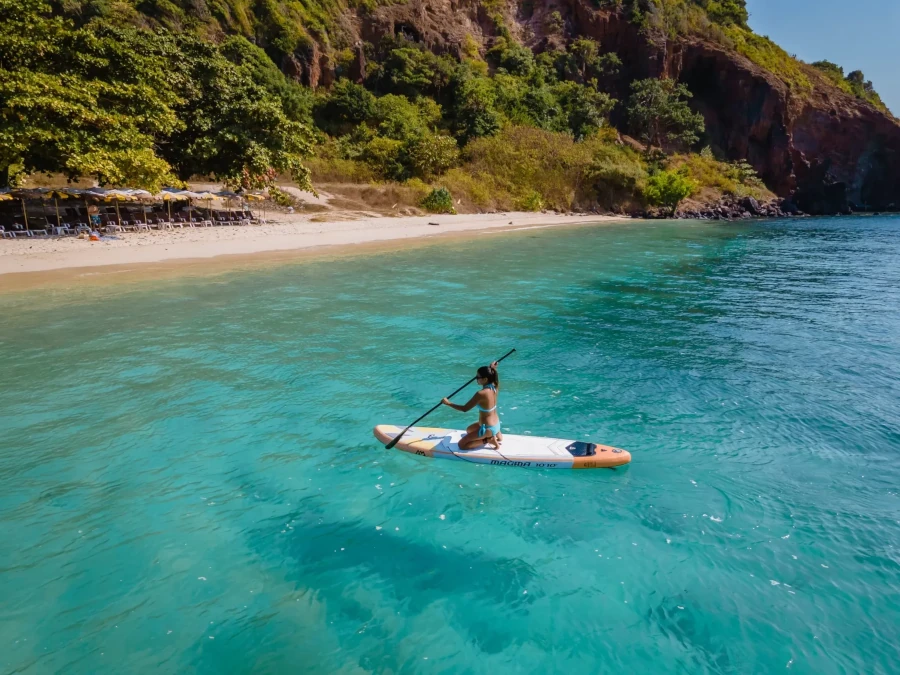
{"left": 442, "top": 392, "right": 481, "bottom": 412}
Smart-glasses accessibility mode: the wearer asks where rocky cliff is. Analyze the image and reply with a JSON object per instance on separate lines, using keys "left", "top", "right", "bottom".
{"left": 282, "top": 0, "right": 900, "bottom": 214}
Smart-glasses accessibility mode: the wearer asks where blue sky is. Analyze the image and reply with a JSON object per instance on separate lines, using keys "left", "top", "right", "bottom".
{"left": 748, "top": 0, "right": 899, "bottom": 114}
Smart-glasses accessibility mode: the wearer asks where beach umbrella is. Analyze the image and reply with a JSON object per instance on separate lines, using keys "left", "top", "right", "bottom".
{"left": 43, "top": 189, "right": 71, "bottom": 229}
{"left": 156, "top": 189, "right": 190, "bottom": 223}
{"left": 127, "top": 189, "right": 155, "bottom": 224}
{"left": 13, "top": 189, "right": 52, "bottom": 229}
{"left": 176, "top": 191, "right": 205, "bottom": 223}
{"left": 193, "top": 191, "right": 218, "bottom": 221}
{"left": 9, "top": 188, "right": 44, "bottom": 232}
{"left": 244, "top": 191, "right": 266, "bottom": 222}
{"left": 90, "top": 189, "right": 133, "bottom": 228}
{"left": 62, "top": 188, "right": 97, "bottom": 229}
{"left": 215, "top": 190, "right": 241, "bottom": 219}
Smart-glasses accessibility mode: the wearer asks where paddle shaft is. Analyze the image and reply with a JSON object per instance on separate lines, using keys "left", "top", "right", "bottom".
{"left": 385, "top": 349, "right": 516, "bottom": 450}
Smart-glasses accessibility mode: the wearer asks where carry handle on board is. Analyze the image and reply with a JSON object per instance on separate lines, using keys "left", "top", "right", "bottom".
{"left": 385, "top": 349, "right": 517, "bottom": 450}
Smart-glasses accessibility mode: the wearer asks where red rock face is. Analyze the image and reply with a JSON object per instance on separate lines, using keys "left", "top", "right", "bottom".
{"left": 327, "top": 0, "right": 900, "bottom": 213}
{"left": 673, "top": 39, "right": 900, "bottom": 213}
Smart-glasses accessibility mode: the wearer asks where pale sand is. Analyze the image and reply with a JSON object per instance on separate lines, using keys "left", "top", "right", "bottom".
{"left": 0, "top": 211, "right": 628, "bottom": 289}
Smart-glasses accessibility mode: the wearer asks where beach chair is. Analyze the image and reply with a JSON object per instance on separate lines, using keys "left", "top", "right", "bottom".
{"left": 154, "top": 217, "right": 174, "bottom": 231}
{"left": 1, "top": 226, "right": 15, "bottom": 239}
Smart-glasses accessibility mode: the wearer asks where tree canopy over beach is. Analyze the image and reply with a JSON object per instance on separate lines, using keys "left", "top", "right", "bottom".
{"left": 0, "top": 0, "right": 895, "bottom": 215}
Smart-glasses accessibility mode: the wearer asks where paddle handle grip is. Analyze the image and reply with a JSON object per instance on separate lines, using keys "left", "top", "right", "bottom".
{"left": 385, "top": 349, "right": 516, "bottom": 450}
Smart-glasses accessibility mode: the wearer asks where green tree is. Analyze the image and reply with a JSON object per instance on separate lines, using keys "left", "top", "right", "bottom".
{"left": 221, "top": 36, "right": 315, "bottom": 124}
{"left": 407, "top": 134, "right": 459, "bottom": 179}
{"left": 554, "top": 81, "right": 616, "bottom": 140}
{"left": 627, "top": 78, "right": 705, "bottom": 150}
{"left": 560, "top": 39, "right": 621, "bottom": 84}
{"left": 315, "top": 80, "right": 377, "bottom": 135}
{"left": 0, "top": 0, "right": 179, "bottom": 188}
{"left": 704, "top": 0, "right": 749, "bottom": 27}
{"left": 161, "top": 36, "right": 315, "bottom": 191}
{"left": 371, "top": 94, "right": 440, "bottom": 142}
{"left": 488, "top": 38, "right": 535, "bottom": 77}
{"left": 362, "top": 136, "right": 407, "bottom": 180}
{"left": 0, "top": 0, "right": 314, "bottom": 191}
{"left": 643, "top": 169, "right": 696, "bottom": 214}
{"left": 452, "top": 70, "right": 502, "bottom": 143}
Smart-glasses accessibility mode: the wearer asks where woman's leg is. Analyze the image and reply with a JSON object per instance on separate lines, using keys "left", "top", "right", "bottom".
{"left": 458, "top": 428, "right": 496, "bottom": 450}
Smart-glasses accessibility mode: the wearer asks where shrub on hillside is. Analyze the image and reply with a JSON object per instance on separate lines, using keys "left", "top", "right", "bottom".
{"left": 407, "top": 134, "right": 460, "bottom": 180}
{"left": 451, "top": 126, "right": 646, "bottom": 211}
{"left": 517, "top": 190, "right": 545, "bottom": 212}
{"left": 586, "top": 144, "right": 648, "bottom": 207}
{"left": 643, "top": 170, "right": 697, "bottom": 214}
{"left": 421, "top": 187, "right": 457, "bottom": 214}
{"left": 362, "top": 137, "right": 406, "bottom": 181}
{"left": 672, "top": 153, "right": 768, "bottom": 198}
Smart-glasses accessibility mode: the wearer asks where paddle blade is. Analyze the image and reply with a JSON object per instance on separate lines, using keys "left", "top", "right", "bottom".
{"left": 385, "top": 432, "right": 405, "bottom": 450}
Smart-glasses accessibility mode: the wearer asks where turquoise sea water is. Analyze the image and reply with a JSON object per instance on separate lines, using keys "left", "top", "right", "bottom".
{"left": 1, "top": 216, "right": 899, "bottom": 674}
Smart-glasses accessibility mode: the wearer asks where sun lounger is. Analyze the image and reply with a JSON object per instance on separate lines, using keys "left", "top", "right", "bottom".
{"left": 52, "top": 224, "right": 75, "bottom": 236}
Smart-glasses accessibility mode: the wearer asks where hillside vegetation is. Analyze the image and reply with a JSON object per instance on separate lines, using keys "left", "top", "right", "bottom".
{"left": 0, "top": 0, "right": 888, "bottom": 214}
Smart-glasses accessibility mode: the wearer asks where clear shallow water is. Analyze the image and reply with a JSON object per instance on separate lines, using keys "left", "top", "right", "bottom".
{"left": 1, "top": 216, "right": 899, "bottom": 674}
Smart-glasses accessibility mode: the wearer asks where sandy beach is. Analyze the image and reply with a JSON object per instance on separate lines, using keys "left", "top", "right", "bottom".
{"left": 0, "top": 211, "right": 626, "bottom": 288}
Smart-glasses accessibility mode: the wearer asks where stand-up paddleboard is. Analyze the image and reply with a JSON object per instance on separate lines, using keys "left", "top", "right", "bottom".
{"left": 374, "top": 425, "right": 631, "bottom": 469}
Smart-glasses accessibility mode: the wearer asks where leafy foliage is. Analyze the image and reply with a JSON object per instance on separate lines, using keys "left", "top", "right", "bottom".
{"left": 811, "top": 61, "right": 887, "bottom": 112}
{"left": 314, "top": 80, "right": 377, "bottom": 136}
{"left": 0, "top": 0, "right": 315, "bottom": 190}
{"left": 724, "top": 27, "right": 811, "bottom": 92}
{"left": 442, "top": 126, "right": 646, "bottom": 211}
{"left": 643, "top": 169, "right": 697, "bottom": 213}
{"left": 671, "top": 151, "right": 769, "bottom": 199}
{"left": 627, "top": 78, "right": 705, "bottom": 150}
{"left": 0, "top": 0, "right": 812, "bottom": 216}
{"left": 452, "top": 69, "right": 503, "bottom": 143}
{"left": 421, "top": 186, "right": 456, "bottom": 213}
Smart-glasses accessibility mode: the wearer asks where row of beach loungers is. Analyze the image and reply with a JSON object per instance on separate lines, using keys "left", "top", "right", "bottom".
{"left": 1, "top": 212, "right": 263, "bottom": 239}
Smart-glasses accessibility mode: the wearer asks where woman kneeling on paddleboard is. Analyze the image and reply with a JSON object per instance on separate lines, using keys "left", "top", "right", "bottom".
{"left": 441, "top": 361, "right": 502, "bottom": 449}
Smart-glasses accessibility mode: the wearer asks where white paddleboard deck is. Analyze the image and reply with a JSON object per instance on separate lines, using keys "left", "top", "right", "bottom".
{"left": 374, "top": 425, "right": 631, "bottom": 469}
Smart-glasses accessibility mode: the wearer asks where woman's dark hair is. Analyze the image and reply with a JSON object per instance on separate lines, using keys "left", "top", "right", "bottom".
{"left": 477, "top": 365, "right": 499, "bottom": 389}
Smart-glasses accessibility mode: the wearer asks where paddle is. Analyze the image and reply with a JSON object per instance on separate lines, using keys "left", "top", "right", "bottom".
{"left": 385, "top": 349, "right": 517, "bottom": 450}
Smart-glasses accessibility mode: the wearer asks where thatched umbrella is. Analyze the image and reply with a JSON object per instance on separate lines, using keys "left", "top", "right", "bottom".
{"left": 44, "top": 189, "right": 71, "bottom": 230}
{"left": 60, "top": 188, "right": 90, "bottom": 228}
{"left": 194, "top": 191, "right": 218, "bottom": 222}
{"left": 127, "top": 189, "right": 155, "bottom": 224}
{"left": 8, "top": 188, "right": 39, "bottom": 232}
{"left": 215, "top": 190, "right": 241, "bottom": 221}
{"left": 87, "top": 189, "right": 133, "bottom": 228}
{"left": 157, "top": 188, "right": 190, "bottom": 223}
